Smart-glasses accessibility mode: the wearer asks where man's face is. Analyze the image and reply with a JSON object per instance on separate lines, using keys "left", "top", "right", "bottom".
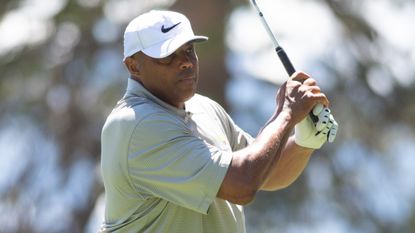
{"left": 132, "top": 42, "right": 199, "bottom": 109}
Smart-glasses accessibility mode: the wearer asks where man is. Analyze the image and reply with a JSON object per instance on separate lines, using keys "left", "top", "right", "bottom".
{"left": 100, "top": 10, "right": 338, "bottom": 233}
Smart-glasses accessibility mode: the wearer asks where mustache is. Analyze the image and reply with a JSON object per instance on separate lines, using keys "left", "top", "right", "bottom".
{"left": 177, "top": 69, "right": 195, "bottom": 78}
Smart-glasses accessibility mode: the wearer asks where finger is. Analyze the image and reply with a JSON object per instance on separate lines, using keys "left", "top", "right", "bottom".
{"left": 315, "top": 107, "right": 331, "bottom": 131}
{"left": 303, "top": 78, "right": 317, "bottom": 86}
{"left": 328, "top": 118, "right": 338, "bottom": 143}
{"left": 322, "top": 114, "right": 334, "bottom": 134}
{"left": 275, "top": 82, "right": 287, "bottom": 112}
{"left": 309, "top": 93, "right": 330, "bottom": 108}
{"left": 300, "top": 85, "right": 321, "bottom": 94}
{"left": 276, "top": 82, "right": 287, "bottom": 98}
{"left": 312, "top": 103, "right": 324, "bottom": 116}
{"left": 290, "top": 71, "right": 310, "bottom": 83}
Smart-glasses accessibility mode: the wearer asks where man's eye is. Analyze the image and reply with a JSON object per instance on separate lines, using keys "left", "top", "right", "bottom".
{"left": 157, "top": 55, "right": 173, "bottom": 64}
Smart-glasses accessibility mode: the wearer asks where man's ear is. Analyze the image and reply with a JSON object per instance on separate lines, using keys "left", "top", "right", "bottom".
{"left": 124, "top": 57, "right": 141, "bottom": 79}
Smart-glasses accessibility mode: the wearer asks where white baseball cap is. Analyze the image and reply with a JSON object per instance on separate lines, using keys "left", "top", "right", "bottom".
{"left": 123, "top": 10, "right": 208, "bottom": 60}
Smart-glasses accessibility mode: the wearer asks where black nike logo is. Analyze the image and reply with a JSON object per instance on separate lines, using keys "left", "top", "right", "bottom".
{"left": 161, "top": 22, "right": 181, "bottom": 33}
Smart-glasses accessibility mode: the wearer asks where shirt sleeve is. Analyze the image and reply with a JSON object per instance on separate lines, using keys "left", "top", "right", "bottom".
{"left": 210, "top": 101, "right": 254, "bottom": 151}
{"left": 126, "top": 112, "right": 232, "bottom": 214}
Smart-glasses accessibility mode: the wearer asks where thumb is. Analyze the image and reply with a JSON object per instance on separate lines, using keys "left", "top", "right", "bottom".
{"left": 312, "top": 103, "right": 324, "bottom": 116}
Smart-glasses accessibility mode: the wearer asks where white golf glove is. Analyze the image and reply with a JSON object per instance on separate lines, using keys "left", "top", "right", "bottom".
{"left": 295, "top": 107, "right": 338, "bottom": 149}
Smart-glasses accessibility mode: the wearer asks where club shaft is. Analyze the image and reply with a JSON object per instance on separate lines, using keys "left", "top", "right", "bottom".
{"left": 251, "top": 0, "right": 296, "bottom": 76}
{"left": 251, "top": 0, "right": 326, "bottom": 123}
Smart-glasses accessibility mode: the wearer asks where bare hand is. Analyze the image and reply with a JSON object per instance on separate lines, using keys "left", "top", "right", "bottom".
{"left": 280, "top": 71, "right": 329, "bottom": 124}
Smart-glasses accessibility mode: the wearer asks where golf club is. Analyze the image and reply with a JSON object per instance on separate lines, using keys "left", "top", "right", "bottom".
{"left": 250, "top": 0, "right": 325, "bottom": 120}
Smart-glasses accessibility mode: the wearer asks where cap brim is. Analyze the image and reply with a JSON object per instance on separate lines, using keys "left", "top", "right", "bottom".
{"left": 142, "top": 35, "right": 208, "bottom": 59}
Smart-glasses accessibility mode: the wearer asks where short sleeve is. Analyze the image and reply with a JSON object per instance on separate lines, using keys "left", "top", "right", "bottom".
{"left": 210, "top": 101, "right": 254, "bottom": 151}
{"left": 127, "top": 113, "right": 232, "bottom": 214}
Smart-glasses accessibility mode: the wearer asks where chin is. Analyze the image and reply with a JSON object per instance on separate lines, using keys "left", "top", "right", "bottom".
{"left": 182, "top": 91, "right": 196, "bottom": 102}
{"left": 183, "top": 83, "right": 197, "bottom": 97}
{"left": 176, "top": 79, "right": 197, "bottom": 102}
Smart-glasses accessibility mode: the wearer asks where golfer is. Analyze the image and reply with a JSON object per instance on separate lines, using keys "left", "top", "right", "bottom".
{"left": 100, "top": 10, "right": 338, "bottom": 233}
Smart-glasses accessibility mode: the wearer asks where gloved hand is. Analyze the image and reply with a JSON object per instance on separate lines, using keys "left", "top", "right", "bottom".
{"left": 294, "top": 107, "right": 338, "bottom": 149}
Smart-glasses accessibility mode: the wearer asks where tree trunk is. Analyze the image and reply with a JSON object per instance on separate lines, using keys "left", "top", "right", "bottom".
{"left": 171, "top": 0, "right": 231, "bottom": 109}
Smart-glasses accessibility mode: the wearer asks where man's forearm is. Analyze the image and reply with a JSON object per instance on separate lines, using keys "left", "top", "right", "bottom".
{"left": 247, "top": 111, "right": 293, "bottom": 187}
{"left": 217, "top": 111, "right": 294, "bottom": 204}
{"left": 260, "top": 136, "right": 314, "bottom": 191}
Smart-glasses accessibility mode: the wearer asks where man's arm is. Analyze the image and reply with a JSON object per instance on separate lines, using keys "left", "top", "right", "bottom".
{"left": 259, "top": 104, "right": 339, "bottom": 191}
{"left": 216, "top": 72, "right": 328, "bottom": 205}
{"left": 217, "top": 111, "right": 294, "bottom": 205}
{"left": 260, "top": 136, "right": 313, "bottom": 191}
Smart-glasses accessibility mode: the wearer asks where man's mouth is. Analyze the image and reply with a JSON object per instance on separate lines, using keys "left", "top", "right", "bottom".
{"left": 181, "top": 76, "right": 194, "bottom": 80}
{"left": 178, "top": 75, "right": 195, "bottom": 82}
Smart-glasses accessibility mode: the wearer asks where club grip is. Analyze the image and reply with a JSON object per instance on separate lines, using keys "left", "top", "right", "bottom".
{"left": 276, "top": 46, "right": 323, "bottom": 124}
{"left": 276, "top": 47, "right": 296, "bottom": 76}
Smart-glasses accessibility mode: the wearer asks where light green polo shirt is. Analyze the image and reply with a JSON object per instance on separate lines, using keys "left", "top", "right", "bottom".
{"left": 100, "top": 78, "right": 253, "bottom": 233}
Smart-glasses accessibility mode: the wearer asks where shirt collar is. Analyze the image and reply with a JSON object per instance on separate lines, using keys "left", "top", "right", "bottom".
{"left": 125, "top": 78, "right": 188, "bottom": 118}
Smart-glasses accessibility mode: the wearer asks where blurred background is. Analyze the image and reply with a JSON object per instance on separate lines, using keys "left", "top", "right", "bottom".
{"left": 1, "top": 0, "right": 414, "bottom": 232}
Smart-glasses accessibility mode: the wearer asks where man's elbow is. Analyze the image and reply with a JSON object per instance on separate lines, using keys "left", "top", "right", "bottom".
{"left": 217, "top": 176, "right": 260, "bottom": 205}
{"left": 226, "top": 189, "right": 257, "bottom": 205}
{"left": 218, "top": 154, "right": 266, "bottom": 205}
{"left": 261, "top": 179, "right": 296, "bottom": 191}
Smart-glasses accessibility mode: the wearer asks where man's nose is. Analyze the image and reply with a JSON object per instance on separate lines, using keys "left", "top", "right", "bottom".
{"left": 178, "top": 53, "right": 193, "bottom": 70}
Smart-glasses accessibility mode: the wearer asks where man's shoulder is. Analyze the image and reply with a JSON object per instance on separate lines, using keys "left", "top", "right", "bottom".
{"left": 104, "top": 96, "right": 175, "bottom": 131}
{"left": 188, "top": 94, "right": 222, "bottom": 110}
{"left": 187, "top": 94, "right": 228, "bottom": 117}
{"left": 189, "top": 93, "right": 215, "bottom": 103}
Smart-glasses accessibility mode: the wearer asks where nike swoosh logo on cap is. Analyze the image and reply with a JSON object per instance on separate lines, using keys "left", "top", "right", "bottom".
{"left": 161, "top": 22, "right": 181, "bottom": 33}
